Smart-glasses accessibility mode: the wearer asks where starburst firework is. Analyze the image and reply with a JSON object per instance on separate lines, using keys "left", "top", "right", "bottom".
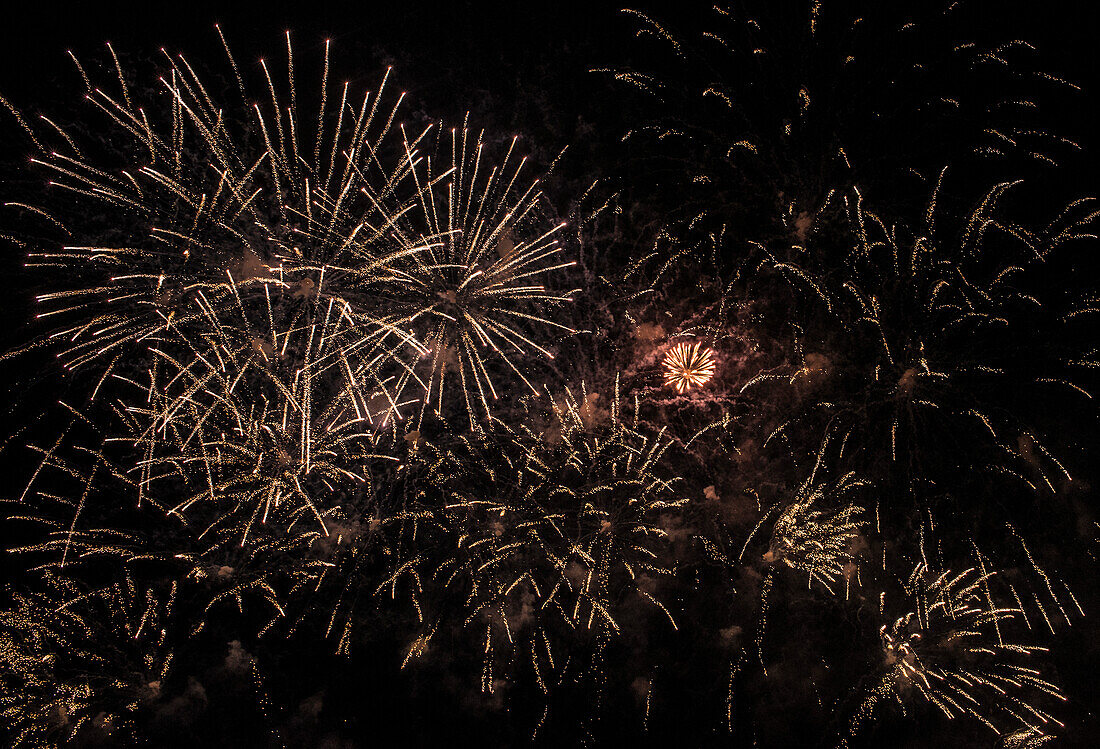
{"left": 661, "top": 341, "right": 717, "bottom": 393}
{"left": 766, "top": 471, "right": 866, "bottom": 594}
{"left": 372, "top": 123, "right": 579, "bottom": 427}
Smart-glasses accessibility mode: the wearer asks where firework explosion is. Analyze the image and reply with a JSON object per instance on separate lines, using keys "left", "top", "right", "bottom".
{"left": 0, "top": 573, "right": 172, "bottom": 747}
{"left": 0, "top": 2, "right": 1097, "bottom": 746}
{"left": 847, "top": 564, "right": 1066, "bottom": 742}
{"left": 376, "top": 121, "right": 578, "bottom": 428}
{"left": 765, "top": 469, "right": 866, "bottom": 595}
{"left": 661, "top": 341, "right": 717, "bottom": 393}
{"left": 391, "top": 381, "right": 685, "bottom": 707}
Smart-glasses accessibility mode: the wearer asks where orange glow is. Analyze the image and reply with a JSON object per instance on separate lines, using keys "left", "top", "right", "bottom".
{"left": 662, "top": 342, "right": 717, "bottom": 393}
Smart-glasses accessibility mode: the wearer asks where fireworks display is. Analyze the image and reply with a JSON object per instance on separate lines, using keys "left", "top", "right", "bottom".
{"left": 0, "top": 1, "right": 1097, "bottom": 746}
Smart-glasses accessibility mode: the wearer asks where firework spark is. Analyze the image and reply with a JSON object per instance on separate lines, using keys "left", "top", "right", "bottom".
{"left": 603, "top": 3, "right": 1080, "bottom": 244}
{"left": 746, "top": 173, "right": 1095, "bottom": 500}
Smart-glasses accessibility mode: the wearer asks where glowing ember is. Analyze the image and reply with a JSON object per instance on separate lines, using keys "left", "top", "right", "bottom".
{"left": 662, "top": 342, "right": 717, "bottom": 393}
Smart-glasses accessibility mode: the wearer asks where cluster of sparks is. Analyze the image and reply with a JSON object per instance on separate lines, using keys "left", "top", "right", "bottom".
{"left": 394, "top": 381, "right": 686, "bottom": 702}
{"left": 765, "top": 468, "right": 866, "bottom": 595}
{"left": 0, "top": 2, "right": 1095, "bottom": 746}
{"left": 0, "top": 573, "right": 172, "bottom": 746}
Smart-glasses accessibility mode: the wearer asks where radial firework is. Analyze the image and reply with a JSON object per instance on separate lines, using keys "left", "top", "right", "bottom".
{"left": 848, "top": 563, "right": 1065, "bottom": 742}
{"left": 125, "top": 286, "right": 400, "bottom": 546}
{"left": 369, "top": 122, "right": 578, "bottom": 428}
{"left": 662, "top": 341, "right": 717, "bottom": 393}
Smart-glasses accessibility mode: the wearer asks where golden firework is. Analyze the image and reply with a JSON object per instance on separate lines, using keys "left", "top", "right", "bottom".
{"left": 661, "top": 342, "right": 717, "bottom": 393}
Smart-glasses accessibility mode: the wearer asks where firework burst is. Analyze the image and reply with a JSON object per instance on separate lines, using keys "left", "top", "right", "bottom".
{"left": 661, "top": 341, "right": 717, "bottom": 393}
{"left": 746, "top": 174, "right": 1095, "bottom": 500}
{"left": 0, "top": 573, "right": 173, "bottom": 747}
{"left": 848, "top": 563, "right": 1065, "bottom": 741}
{"left": 393, "top": 380, "right": 686, "bottom": 701}
{"left": 123, "top": 297, "right": 391, "bottom": 537}
{"left": 3, "top": 32, "right": 429, "bottom": 399}
{"left": 0, "top": 5, "right": 1094, "bottom": 745}
{"left": 372, "top": 123, "right": 578, "bottom": 428}
{"left": 765, "top": 470, "right": 866, "bottom": 595}
{"left": 7, "top": 395, "right": 347, "bottom": 645}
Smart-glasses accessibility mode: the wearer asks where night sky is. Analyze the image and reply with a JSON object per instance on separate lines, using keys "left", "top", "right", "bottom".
{"left": 2, "top": 1, "right": 1099, "bottom": 747}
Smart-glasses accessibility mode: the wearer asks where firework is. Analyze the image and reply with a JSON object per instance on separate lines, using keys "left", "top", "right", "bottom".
{"left": 661, "top": 341, "right": 717, "bottom": 393}
{"left": 371, "top": 122, "right": 578, "bottom": 428}
{"left": 2, "top": 32, "right": 430, "bottom": 401}
{"left": 765, "top": 471, "right": 866, "bottom": 594}
{"left": 393, "top": 380, "right": 687, "bottom": 700}
{"left": 8, "top": 400, "right": 336, "bottom": 644}
{"left": 0, "top": 5, "right": 1093, "bottom": 745}
{"left": 1, "top": 35, "right": 580, "bottom": 718}
{"left": 0, "top": 573, "right": 172, "bottom": 747}
{"left": 848, "top": 563, "right": 1065, "bottom": 741}
{"left": 602, "top": 2, "right": 1080, "bottom": 245}
{"left": 1003, "top": 727, "right": 1057, "bottom": 748}
{"left": 6, "top": 266, "right": 415, "bottom": 648}
{"left": 747, "top": 174, "right": 1095, "bottom": 500}
{"left": 126, "top": 286, "right": 397, "bottom": 542}
{"left": 735, "top": 431, "right": 869, "bottom": 675}
{"left": 4, "top": 32, "right": 577, "bottom": 426}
